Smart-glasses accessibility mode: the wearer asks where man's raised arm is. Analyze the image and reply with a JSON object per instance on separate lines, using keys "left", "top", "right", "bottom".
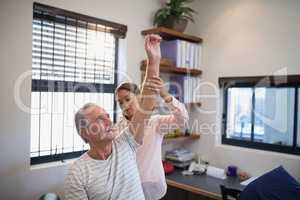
{"left": 129, "top": 34, "right": 161, "bottom": 144}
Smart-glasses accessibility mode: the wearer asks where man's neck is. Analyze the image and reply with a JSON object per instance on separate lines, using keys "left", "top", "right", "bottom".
{"left": 88, "top": 142, "right": 112, "bottom": 160}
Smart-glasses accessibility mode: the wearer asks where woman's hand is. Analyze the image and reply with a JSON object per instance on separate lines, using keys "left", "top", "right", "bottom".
{"left": 144, "top": 34, "right": 162, "bottom": 66}
{"left": 143, "top": 76, "right": 162, "bottom": 94}
{"left": 143, "top": 76, "right": 172, "bottom": 102}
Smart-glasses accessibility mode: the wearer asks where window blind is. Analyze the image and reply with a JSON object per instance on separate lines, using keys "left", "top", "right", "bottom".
{"left": 30, "top": 3, "right": 126, "bottom": 164}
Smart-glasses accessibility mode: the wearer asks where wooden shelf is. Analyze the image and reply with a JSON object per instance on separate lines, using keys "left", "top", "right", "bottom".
{"left": 186, "top": 102, "right": 202, "bottom": 107}
{"left": 140, "top": 62, "right": 202, "bottom": 76}
{"left": 155, "top": 102, "right": 201, "bottom": 110}
{"left": 163, "top": 134, "right": 200, "bottom": 144}
{"left": 141, "top": 27, "right": 203, "bottom": 43}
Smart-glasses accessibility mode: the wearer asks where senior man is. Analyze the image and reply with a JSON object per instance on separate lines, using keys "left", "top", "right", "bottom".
{"left": 64, "top": 34, "right": 162, "bottom": 200}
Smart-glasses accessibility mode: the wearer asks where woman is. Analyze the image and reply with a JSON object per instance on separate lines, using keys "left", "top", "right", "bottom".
{"left": 115, "top": 78, "right": 189, "bottom": 200}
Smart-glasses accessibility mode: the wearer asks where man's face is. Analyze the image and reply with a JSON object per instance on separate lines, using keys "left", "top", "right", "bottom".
{"left": 83, "top": 106, "right": 115, "bottom": 143}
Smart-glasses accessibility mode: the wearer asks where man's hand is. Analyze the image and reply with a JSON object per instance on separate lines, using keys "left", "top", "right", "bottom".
{"left": 145, "top": 34, "right": 162, "bottom": 67}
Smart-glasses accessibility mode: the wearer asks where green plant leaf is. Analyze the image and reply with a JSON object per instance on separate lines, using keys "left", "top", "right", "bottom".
{"left": 181, "top": 6, "right": 196, "bottom": 13}
{"left": 153, "top": 0, "right": 196, "bottom": 25}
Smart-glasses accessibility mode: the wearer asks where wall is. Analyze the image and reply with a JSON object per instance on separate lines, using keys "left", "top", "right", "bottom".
{"left": 2, "top": 0, "right": 300, "bottom": 199}
{"left": 0, "top": 0, "right": 160, "bottom": 199}
{"left": 185, "top": 0, "right": 300, "bottom": 178}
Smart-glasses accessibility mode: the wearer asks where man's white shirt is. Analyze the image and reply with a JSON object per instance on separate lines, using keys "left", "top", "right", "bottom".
{"left": 64, "top": 128, "right": 145, "bottom": 200}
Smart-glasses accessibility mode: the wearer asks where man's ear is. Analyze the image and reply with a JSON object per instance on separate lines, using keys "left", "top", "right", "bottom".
{"left": 80, "top": 128, "right": 89, "bottom": 143}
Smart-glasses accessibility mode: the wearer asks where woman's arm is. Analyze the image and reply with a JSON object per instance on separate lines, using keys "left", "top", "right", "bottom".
{"left": 129, "top": 34, "right": 161, "bottom": 144}
{"left": 139, "top": 77, "right": 189, "bottom": 134}
{"left": 157, "top": 96, "right": 189, "bottom": 135}
{"left": 148, "top": 77, "right": 189, "bottom": 135}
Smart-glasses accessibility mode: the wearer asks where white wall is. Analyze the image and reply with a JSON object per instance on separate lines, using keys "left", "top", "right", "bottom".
{"left": 0, "top": 0, "right": 160, "bottom": 199}
{"left": 185, "top": 0, "right": 300, "bottom": 179}
{"left": 2, "top": 0, "right": 300, "bottom": 199}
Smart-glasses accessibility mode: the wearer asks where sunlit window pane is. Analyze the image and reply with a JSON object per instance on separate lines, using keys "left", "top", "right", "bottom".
{"left": 30, "top": 92, "right": 114, "bottom": 157}
{"left": 30, "top": 92, "right": 40, "bottom": 157}
{"left": 51, "top": 92, "right": 64, "bottom": 154}
{"left": 32, "top": 18, "right": 115, "bottom": 84}
{"left": 39, "top": 92, "right": 52, "bottom": 156}
{"left": 30, "top": 4, "right": 122, "bottom": 164}
{"left": 254, "top": 88, "right": 295, "bottom": 146}
{"left": 226, "top": 88, "right": 253, "bottom": 140}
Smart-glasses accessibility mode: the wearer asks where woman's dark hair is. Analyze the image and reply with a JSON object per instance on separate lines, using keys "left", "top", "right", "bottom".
{"left": 115, "top": 82, "right": 140, "bottom": 95}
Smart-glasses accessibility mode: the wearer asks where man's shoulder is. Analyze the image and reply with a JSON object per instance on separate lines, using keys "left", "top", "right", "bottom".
{"left": 114, "top": 128, "right": 130, "bottom": 144}
{"left": 114, "top": 128, "right": 140, "bottom": 152}
{"left": 68, "top": 153, "right": 89, "bottom": 172}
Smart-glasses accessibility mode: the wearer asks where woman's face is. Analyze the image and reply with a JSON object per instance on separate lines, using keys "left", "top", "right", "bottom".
{"left": 116, "top": 89, "right": 139, "bottom": 121}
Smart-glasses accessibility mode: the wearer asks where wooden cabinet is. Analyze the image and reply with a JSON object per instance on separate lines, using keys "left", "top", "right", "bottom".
{"left": 140, "top": 61, "right": 202, "bottom": 76}
{"left": 163, "top": 134, "right": 200, "bottom": 144}
{"left": 163, "top": 185, "right": 213, "bottom": 200}
{"left": 141, "top": 27, "right": 203, "bottom": 43}
{"left": 162, "top": 170, "right": 245, "bottom": 200}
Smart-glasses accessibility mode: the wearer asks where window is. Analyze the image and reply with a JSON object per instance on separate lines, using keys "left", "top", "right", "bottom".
{"left": 220, "top": 75, "right": 300, "bottom": 155}
{"left": 226, "top": 88, "right": 253, "bottom": 141}
{"left": 31, "top": 3, "right": 127, "bottom": 164}
{"left": 298, "top": 89, "right": 300, "bottom": 147}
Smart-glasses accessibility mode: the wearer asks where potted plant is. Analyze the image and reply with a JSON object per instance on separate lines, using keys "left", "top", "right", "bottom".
{"left": 153, "top": 0, "right": 196, "bottom": 32}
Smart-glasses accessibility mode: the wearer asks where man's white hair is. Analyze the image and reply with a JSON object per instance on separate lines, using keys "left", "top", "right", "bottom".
{"left": 74, "top": 103, "right": 98, "bottom": 143}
